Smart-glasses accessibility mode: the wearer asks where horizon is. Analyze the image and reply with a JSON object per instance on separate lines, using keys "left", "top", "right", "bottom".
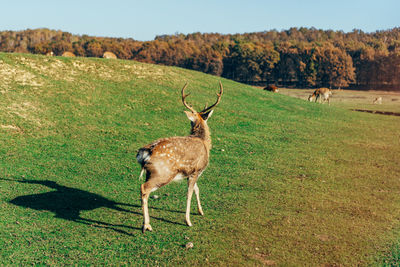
{"left": 1, "top": 0, "right": 399, "bottom": 41}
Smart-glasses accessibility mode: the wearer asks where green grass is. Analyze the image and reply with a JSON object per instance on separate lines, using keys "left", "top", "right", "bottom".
{"left": 381, "top": 242, "right": 400, "bottom": 266}
{"left": 0, "top": 52, "right": 400, "bottom": 265}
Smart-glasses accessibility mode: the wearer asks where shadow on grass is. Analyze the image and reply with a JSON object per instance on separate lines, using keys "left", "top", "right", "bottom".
{"left": 2, "top": 178, "right": 186, "bottom": 235}
{"left": 352, "top": 109, "right": 400, "bottom": 116}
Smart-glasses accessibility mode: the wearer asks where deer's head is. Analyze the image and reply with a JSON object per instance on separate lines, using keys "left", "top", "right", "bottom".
{"left": 181, "top": 82, "right": 223, "bottom": 135}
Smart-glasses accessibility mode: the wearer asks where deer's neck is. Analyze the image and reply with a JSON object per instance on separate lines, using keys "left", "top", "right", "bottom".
{"left": 190, "top": 121, "right": 212, "bottom": 152}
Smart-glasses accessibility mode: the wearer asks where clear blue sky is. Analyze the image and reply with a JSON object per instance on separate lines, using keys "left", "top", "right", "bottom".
{"left": 2, "top": 0, "right": 399, "bottom": 41}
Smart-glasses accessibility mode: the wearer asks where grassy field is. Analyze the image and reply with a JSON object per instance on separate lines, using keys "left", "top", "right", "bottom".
{"left": 278, "top": 87, "right": 400, "bottom": 113}
{"left": 0, "top": 52, "right": 400, "bottom": 266}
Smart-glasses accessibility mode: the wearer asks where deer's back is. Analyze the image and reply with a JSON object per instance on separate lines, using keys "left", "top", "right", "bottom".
{"left": 316, "top": 88, "right": 331, "bottom": 99}
{"left": 320, "top": 88, "right": 331, "bottom": 95}
{"left": 138, "top": 136, "right": 209, "bottom": 177}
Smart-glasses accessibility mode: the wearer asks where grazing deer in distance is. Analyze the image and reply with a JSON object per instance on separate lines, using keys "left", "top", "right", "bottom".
{"left": 373, "top": 97, "right": 382, "bottom": 104}
{"left": 136, "top": 82, "right": 223, "bottom": 233}
{"left": 308, "top": 88, "right": 332, "bottom": 105}
{"left": 264, "top": 84, "right": 279, "bottom": 93}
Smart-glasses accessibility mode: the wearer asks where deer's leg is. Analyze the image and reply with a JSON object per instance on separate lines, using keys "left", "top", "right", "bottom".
{"left": 185, "top": 175, "right": 197, "bottom": 226}
{"left": 193, "top": 183, "right": 204, "bottom": 216}
{"left": 141, "top": 179, "right": 158, "bottom": 233}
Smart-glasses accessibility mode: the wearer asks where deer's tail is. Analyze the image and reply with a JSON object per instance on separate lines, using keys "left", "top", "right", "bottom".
{"left": 137, "top": 148, "right": 151, "bottom": 180}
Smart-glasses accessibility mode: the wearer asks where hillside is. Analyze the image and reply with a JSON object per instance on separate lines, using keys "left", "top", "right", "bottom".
{"left": 0, "top": 52, "right": 400, "bottom": 265}
{"left": 2, "top": 28, "right": 400, "bottom": 90}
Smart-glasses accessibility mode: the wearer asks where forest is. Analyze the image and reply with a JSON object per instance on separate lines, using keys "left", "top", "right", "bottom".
{"left": 1, "top": 27, "right": 399, "bottom": 90}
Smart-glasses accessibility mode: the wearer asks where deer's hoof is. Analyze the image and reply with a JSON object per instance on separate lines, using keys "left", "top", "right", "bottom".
{"left": 185, "top": 220, "right": 193, "bottom": 227}
{"left": 198, "top": 209, "right": 204, "bottom": 216}
{"left": 142, "top": 224, "right": 153, "bottom": 233}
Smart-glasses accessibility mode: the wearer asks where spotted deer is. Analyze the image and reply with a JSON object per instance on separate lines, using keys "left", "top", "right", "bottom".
{"left": 308, "top": 88, "right": 332, "bottom": 105}
{"left": 136, "top": 82, "right": 223, "bottom": 233}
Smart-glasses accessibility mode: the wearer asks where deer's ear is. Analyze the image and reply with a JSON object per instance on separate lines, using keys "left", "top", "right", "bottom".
{"left": 184, "top": 111, "right": 197, "bottom": 122}
{"left": 200, "top": 109, "right": 214, "bottom": 121}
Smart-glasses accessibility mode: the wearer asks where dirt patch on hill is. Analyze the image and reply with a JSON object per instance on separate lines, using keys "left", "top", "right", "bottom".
{"left": 13, "top": 55, "right": 177, "bottom": 83}
{"left": 0, "top": 59, "right": 44, "bottom": 91}
{"left": 6, "top": 101, "right": 46, "bottom": 126}
{"left": 1, "top": 124, "right": 21, "bottom": 131}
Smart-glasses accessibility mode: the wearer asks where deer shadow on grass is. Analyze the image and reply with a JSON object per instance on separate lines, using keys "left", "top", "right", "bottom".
{"left": 3, "top": 178, "right": 185, "bottom": 235}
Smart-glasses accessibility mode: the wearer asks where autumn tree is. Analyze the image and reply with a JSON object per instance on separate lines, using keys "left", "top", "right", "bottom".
{"left": 85, "top": 40, "right": 103, "bottom": 57}
{"left": 315, "top": 45, "right": 355, "bottom": 88}
{"left": 51, "top": 40, "right": 73, "bottom": 56}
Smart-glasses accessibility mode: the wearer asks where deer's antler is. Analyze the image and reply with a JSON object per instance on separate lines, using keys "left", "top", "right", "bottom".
{"left": 181, "top": 82, "right": 197, "bottom": 113}
{"left": 199, "top": 81, "right": 223, "bottom": 114}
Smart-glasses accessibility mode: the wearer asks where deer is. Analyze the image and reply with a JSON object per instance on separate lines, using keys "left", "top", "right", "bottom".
{"left": 373, "top": 97, "right": 382, "bottom": 104}
{"left": 264, "top": 84, "right": 279, "bottom": 93}
{"left": 308, "top": 88, "right": 332, "bottom": 105}
{"left": 136, "top": 82, "right": 223, "bottom": 233}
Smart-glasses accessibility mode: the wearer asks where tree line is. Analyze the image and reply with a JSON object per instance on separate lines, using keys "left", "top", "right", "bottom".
{"left": 1, "top": 27, "right": 400, "bottom": 90}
